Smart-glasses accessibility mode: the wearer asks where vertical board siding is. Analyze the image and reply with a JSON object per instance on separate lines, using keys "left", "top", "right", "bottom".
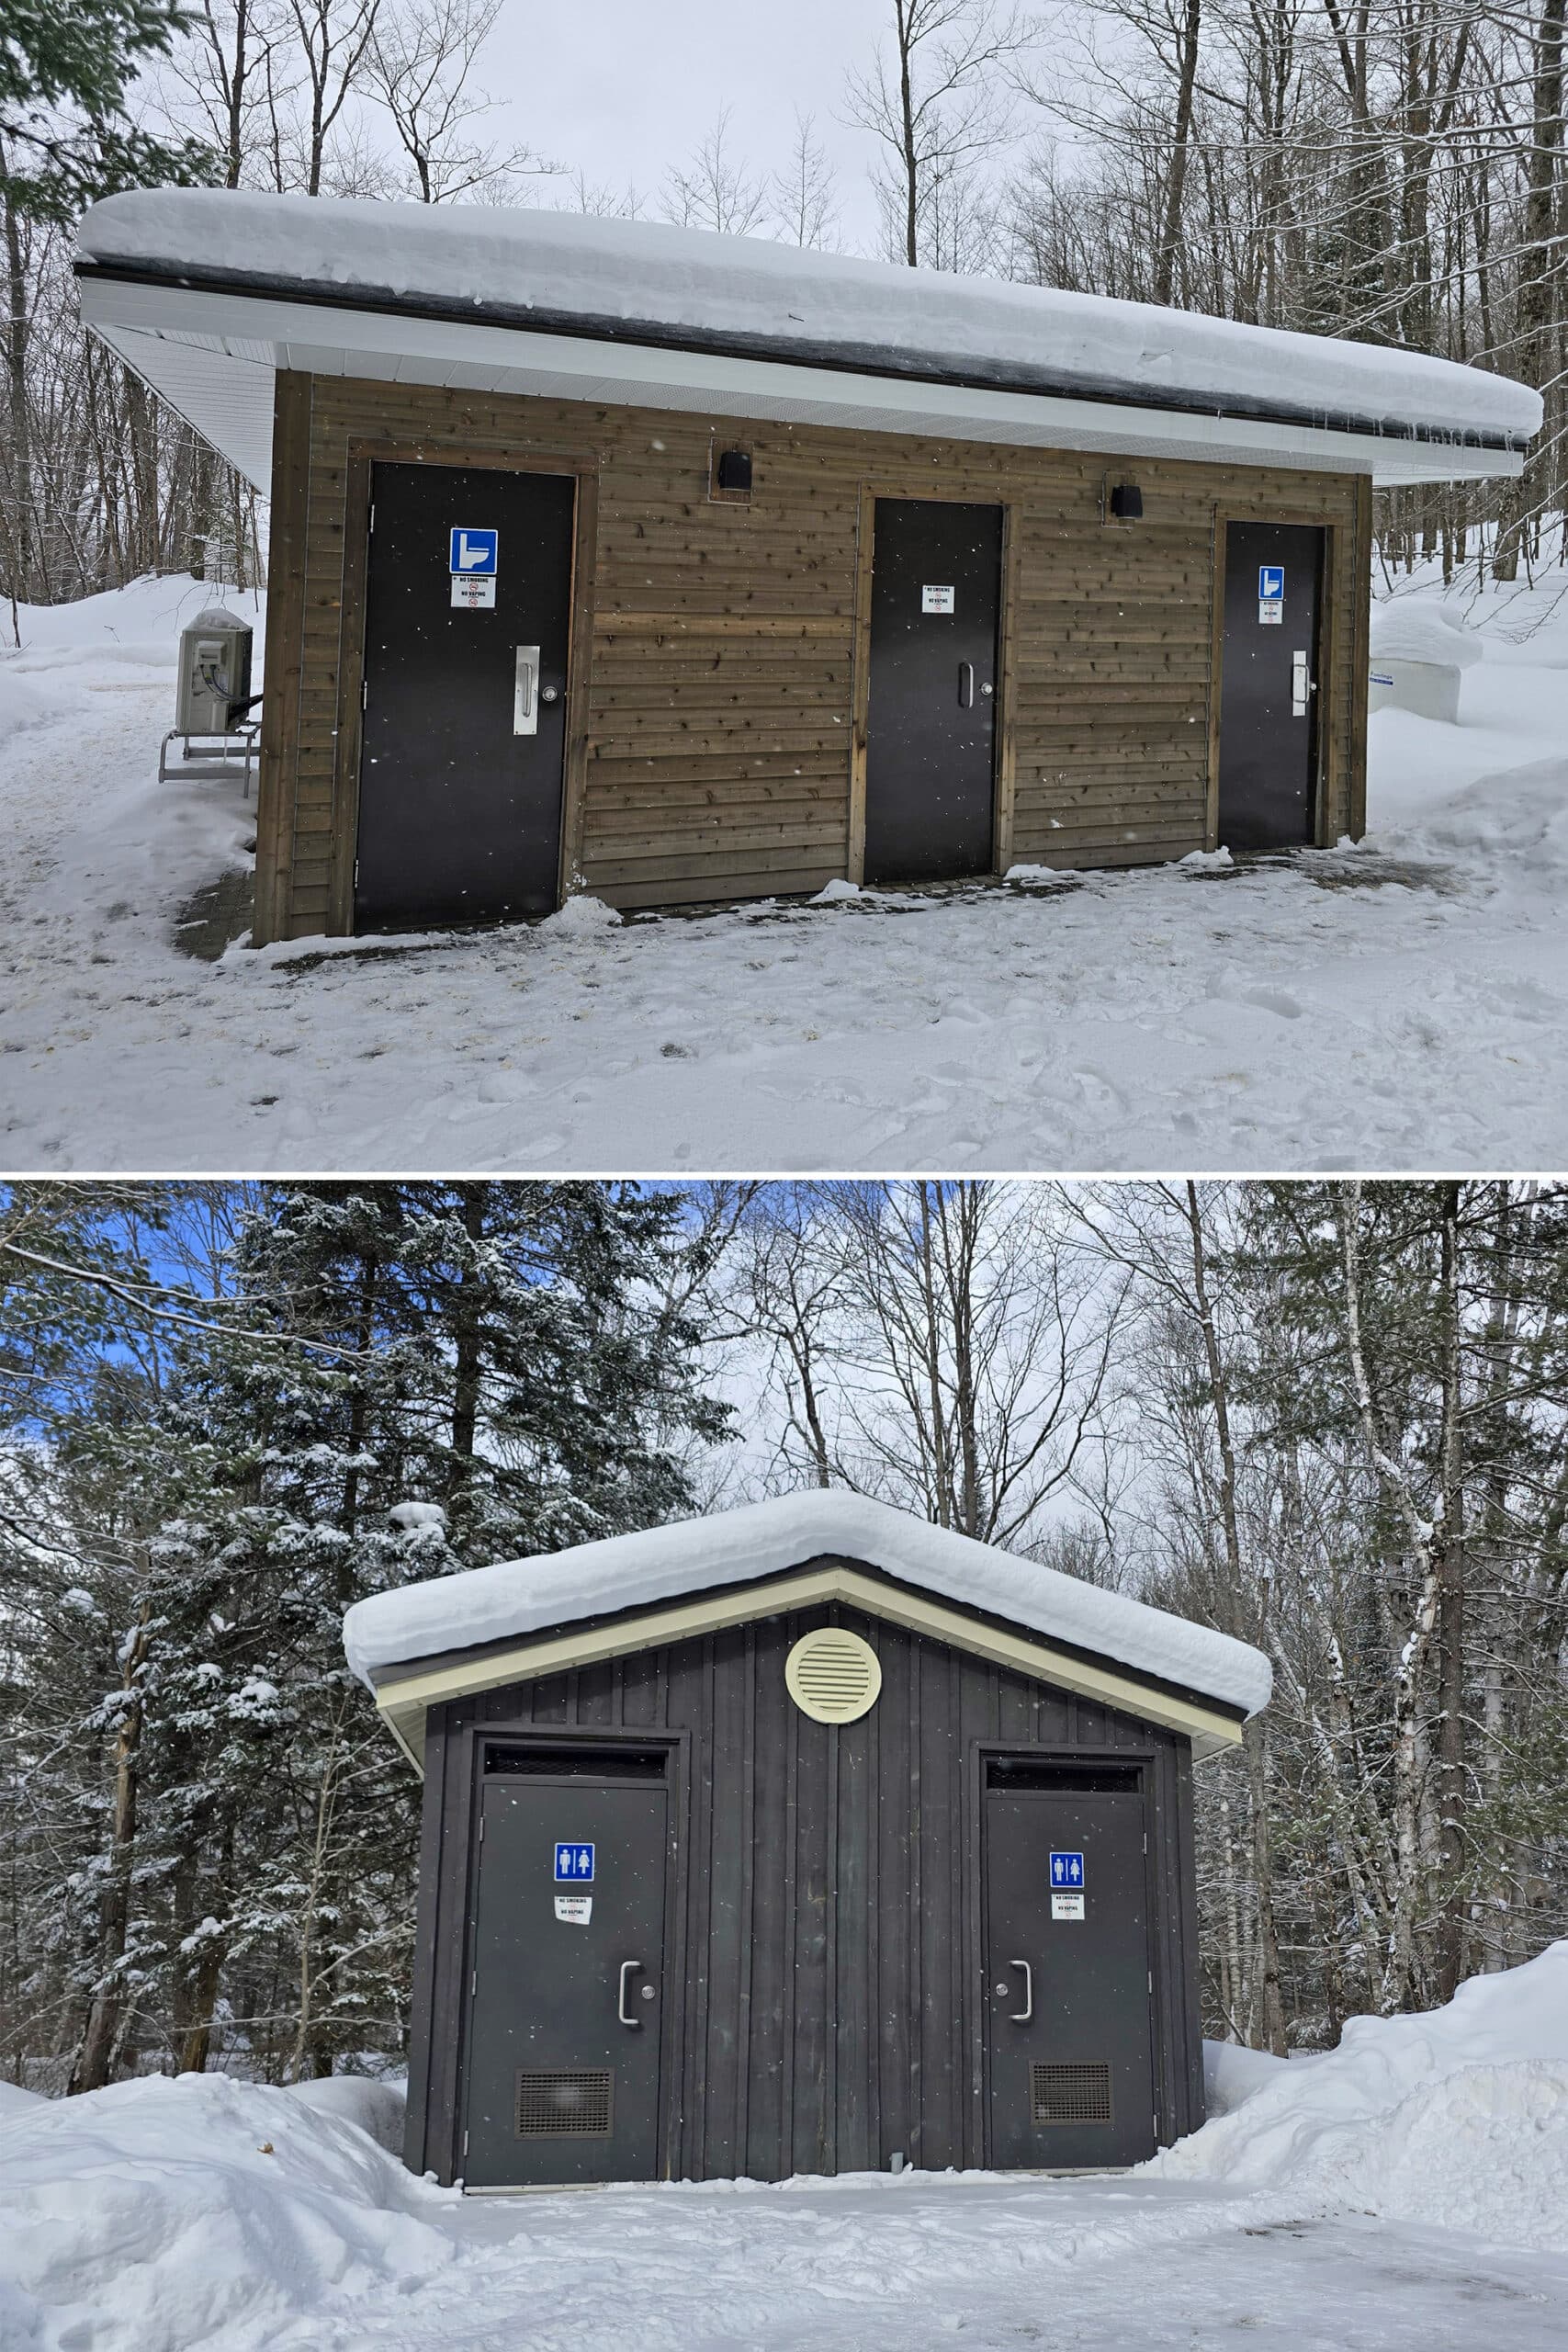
{"left": 416, "top": 1581, "right": 1207, "bottom": 2184}
{"left": 265, "top": 372, "right": 1368, "bottom": 940}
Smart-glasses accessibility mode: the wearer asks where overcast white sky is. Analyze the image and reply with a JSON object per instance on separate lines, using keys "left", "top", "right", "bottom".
{"left": 490, "top": 0, "right": 985, "bottom": 250}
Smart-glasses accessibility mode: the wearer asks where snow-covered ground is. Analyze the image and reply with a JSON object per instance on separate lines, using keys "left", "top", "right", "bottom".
{"left": 2, "top": 1942, "right": 1566, "bottom": 2351}
{"left": 1, "top": 568, "right": 1565, "bottom": 1173}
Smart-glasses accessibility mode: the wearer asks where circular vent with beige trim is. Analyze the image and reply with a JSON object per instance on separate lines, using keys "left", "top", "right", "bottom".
{"left": 785, "top": 1627, "right": 883, "bottom": 1724}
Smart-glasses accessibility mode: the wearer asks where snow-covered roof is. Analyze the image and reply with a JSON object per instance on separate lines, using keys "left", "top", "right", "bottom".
{"left": 342, "top": 1489, "right": 1272, "bottom": 1724}
{"left": 74, "top": 192, "right": 1536, "bottom": 492}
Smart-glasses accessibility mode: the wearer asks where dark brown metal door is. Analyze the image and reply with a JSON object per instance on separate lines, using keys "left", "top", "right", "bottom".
{"left": 1217, "top": 520, "right": 1325, "bottom": 852}
{"left": 462, "top": 1763, "right": 667, "bottom": 2188}
{"left": 355, "top": 462, "right": 574, "bottom": 929}
{"left": 864, "top": 499, "right": 1001, "bottom": 885}
{"left": 984, "top": 1767, "right": 1156, "bottom": 2170}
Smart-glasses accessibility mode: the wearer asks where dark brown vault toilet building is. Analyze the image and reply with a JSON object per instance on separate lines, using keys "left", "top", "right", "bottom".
{"left": 75, "top": 193, "right": 1536, "bottom": 944}
{"left": 342, "top": 1492, "right": 1271, "bottom": 2189}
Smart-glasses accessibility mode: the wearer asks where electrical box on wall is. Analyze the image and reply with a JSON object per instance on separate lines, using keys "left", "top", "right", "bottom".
{"left": 1100, "top": 479, "right": 1144, "bottom": 524}
{"left": 710, "top": 444, "right": 753, "bottom": 503}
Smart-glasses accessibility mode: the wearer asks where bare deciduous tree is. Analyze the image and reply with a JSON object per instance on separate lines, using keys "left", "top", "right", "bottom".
{"left": 771, "top": 109, "right": 842, "bottom": 249}
{"left": 367, "top": 0, "right": 550, "bottom": 203}
{"left": 844, "top": 0, "right": 1026, "bottom": 266}
{"left": 723, "top": 1181, "right": 1127, "bottom": 1551}
{"left": 288, "top": 0, "right": 383, "bottom": 196}
{"left": 660, "top": 104, "right": 771, "bottom": 236}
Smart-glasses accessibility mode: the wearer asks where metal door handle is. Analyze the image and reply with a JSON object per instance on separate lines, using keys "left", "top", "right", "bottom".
{"left": 958, "top": 661, "right": 975, "bottom": 708}
{"left": 514, "top": 645, "right": 539, "bottom": 737}
{"left": 1009, "top": 1959, "right": 1032, "bottom": 2021}
{"left": 617, "top": 1960, "right": 643, "bottom": 2027}
{"left": 1291, "top": 650, "right": 1314, "bottom": 718}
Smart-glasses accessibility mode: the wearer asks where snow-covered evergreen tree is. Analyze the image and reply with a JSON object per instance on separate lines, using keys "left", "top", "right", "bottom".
{"left": 1, "top": 1181, "right": 729, "bottom": 2086}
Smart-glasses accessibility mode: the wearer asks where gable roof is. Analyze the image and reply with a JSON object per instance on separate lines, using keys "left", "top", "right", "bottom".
{"left": 343, "top": 1491, "right": 1271, "bottom": 1767}
{"left": 74, "top": 192, "right": 1536, "bottom": 492}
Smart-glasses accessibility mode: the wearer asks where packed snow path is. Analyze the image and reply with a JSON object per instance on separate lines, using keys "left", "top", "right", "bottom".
{"left": 273, "top": 2177, "right": 1568, "bottom": 2352}
{"left": 2, "top": 572, "right": 1566, "bottom": 1173}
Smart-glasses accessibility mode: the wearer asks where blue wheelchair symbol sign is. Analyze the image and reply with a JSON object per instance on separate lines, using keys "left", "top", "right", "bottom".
{"left": 1050, "top": 1850, "right": 1086, "bottom": 1888}
{"left": 450, "top": 527, "right": 499, "bottom": 576}
{"left": 1258, "top": 564, "right": 1284, "bottom": 601}
{"left": 554, "top": 1842, "right": 595, "bottom": 1883}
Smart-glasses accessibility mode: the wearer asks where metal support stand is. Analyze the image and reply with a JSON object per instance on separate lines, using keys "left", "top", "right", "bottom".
{"left": 158, "top": 717, "right": 263, "bottom": 799}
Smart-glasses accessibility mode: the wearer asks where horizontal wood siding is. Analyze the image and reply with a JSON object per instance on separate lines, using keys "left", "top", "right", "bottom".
{"left": 268, "top": 372, "right": 1365, "bottom": 938}
{"left": 411, "top": 1585, "right": 1203, "bottom": 2185}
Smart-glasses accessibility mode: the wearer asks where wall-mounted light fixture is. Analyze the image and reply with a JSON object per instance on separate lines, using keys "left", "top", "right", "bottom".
{"left": 716, "top": 448, "right": 753, "bottom": 493}
{"left": 1109, "top": 481, "right": 1144, "bottom": 520}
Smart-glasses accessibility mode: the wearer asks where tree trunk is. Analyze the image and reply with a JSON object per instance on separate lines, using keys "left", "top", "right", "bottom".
{"left": 70, "top": 1621, "right": 151, "bottom": 2095}
{"left": 1154, "top": 0, "right": 1202, "bottom": 307}
{"left": 3, "top": 177, "right": 33, "bottom": 603}
{"left": 898, "top": 2, "right": 919, "bottom": 264}
{"left": 1183, "top": 1182, "right": 1286, "bottom": 2052}
{"left": 449, "top": 1183, "right": 489, "bottom": 1476}
{"left": 1433, "top": 1182, "right": 1468, "bottom": 1999}
{"left": 1495, "top": 0, "right": 1564, "bottom": 578}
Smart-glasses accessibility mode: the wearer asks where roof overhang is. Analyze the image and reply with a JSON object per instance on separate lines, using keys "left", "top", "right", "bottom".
{"left": 368, "top": 1555, "right": 1250, "bottom": 1775}
{"left": 75, "top": 265, "right": 1524, "bottom": 495}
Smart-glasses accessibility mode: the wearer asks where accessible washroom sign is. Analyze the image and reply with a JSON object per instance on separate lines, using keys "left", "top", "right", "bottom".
{"left": 450, "top": 526, "right": 499, "bottom": 608}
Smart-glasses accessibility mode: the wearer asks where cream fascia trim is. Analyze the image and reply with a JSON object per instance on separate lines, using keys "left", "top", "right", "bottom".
{"left": 373, "top": 1565, "right": 1247, "bottom": 1772}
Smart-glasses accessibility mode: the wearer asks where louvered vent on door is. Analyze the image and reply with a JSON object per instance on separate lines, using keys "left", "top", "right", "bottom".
{"left": 515, "top": 2068, "right": 614, "bottom": 2136}
{"left": 1031, "top": 2062, "right": 1112, "bottom": 2126}
{"left": 784, "top": 1628, "right": 883, "bottom": 1724}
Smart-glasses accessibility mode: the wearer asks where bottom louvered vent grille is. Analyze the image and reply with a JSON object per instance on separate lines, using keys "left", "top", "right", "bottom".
{"left": 515, "top": 2067, "right": 614, "bottom": 2136}
{"left": 1031, "top": 2061, "right": 1112, "bottom": 2125}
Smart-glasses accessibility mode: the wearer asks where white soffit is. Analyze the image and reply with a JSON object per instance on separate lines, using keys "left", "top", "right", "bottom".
{"left": 90, "top": 319, "right": 276, "bottom": 491}
{"left": 77, "top": 276, "right": 1521, "bottom": 494}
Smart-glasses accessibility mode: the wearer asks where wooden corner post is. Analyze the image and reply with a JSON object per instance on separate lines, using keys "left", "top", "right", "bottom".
{"left": 253, "top": 370, "right": 312, "bottom": 947}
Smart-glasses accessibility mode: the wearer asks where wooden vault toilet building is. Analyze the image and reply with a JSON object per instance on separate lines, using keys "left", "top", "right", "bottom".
{"left": 74, "top": 193, "right": 1538, "bottom": 944}
{"left": 341, "top": 1491, "right": 1271, "bottom": 2188}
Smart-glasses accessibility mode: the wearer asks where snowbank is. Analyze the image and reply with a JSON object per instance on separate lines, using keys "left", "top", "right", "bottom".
{"left": 77, "top": 192, "right": 1541, "bottom": 447}
{"left": 0, "top": 671, "right": 73, "bottom": 749}
{"left": 1370, "top": 605, "right": 1484, "bottom": 669}
{"left": 1376, "top": 755, "right": 1568, "bottom": 885}
{"left": 0, "top": 2071, "right": 455, "bottom": 2351}
{"left": 0, "top": 2079, "right": 43, "bottom": 2120}
{"left": 1201, "top": 2039, "right": 1296, "bottom": 2118}
{"left": 4, "top": 572, "right": 259, "bottom": 669}
{"left": 282, "top": 2073, "right": 406, "bottom": 2156}
{"left": 1155, "top": 1942, "right": 1568, "bottom": 2253}
{"left": 342, "top": 1488, "right": 1273, "bottom": 1717}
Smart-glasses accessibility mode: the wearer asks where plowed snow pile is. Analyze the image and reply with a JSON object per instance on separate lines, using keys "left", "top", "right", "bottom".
{"left": 1153, "top": 1939, "right": 1568, "bottom": 2252}
{"left": 0, "top": 2071, "right": 455, "bottom": 2351}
